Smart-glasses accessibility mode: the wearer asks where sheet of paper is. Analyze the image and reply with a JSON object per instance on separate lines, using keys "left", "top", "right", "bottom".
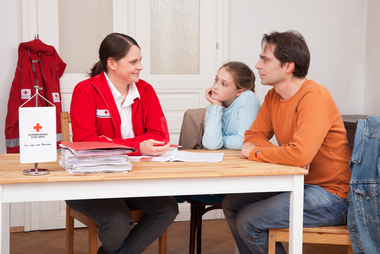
{"left": 129, "top": 149, "right": 178, "bottom": 162}
{"left": 172, "top": 151, "right": 224, "bottom": 162}
{"left": 129, "top": 149, "right": 224, "bottom": 163}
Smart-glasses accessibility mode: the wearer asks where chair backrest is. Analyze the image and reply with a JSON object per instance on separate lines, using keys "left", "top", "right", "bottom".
{"left": 178, "top": 108, "right": 206, "bottom": 150}
{"left": 61, "top": 112, "right": 71, "bottom": 142}
{"left": 341, "top": 115, "right": 368, "bottom": 151}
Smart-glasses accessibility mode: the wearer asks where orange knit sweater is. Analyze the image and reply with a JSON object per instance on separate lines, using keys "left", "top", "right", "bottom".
{"left": 245, "top": 80, "right": 351, "bottom": 199}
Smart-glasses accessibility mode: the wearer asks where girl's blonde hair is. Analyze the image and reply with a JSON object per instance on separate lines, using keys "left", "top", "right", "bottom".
{"left": 220, "top": 61, "right": 255, "bottom": 93}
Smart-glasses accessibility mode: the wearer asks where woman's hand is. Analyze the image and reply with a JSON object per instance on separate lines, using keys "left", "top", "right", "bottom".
{"left": 139, "top": 139, "right": 171, "bottom": 156}
{"left": 205, "top": 87, "right": 222, "bottom": 106}
{"left": 100, "top": 135, "right": 113, "bottom": 142}
{"left": 99, "top": 135, "right": 113, "bottom": 142}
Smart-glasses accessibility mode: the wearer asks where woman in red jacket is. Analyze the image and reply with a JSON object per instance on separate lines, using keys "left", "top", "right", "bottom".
{"left": 66, "top": 33, "right": 178, "bottom": 254}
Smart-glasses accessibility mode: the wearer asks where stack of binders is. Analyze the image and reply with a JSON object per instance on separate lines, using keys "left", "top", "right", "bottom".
{"left": 59, "top": 142, "right": 135, "bottom": 175}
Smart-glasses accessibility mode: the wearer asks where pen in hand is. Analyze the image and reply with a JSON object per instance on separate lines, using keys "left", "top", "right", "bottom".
{"left": 151, "top": 143, "right": 182, "bottom": 148}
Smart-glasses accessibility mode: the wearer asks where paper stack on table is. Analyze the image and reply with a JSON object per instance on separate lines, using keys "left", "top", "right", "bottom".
{"left": 59, "top": 142, "right": 135, "bottom": 175}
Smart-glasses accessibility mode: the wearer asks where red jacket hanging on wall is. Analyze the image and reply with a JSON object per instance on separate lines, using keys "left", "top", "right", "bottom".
{"left": 5, "top": 39, "right": 66, "bottom": 153}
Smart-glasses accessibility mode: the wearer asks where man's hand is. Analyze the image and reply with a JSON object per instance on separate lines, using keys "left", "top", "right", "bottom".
{"left": 240, "top": 142, "right": 257, "bottom": 159}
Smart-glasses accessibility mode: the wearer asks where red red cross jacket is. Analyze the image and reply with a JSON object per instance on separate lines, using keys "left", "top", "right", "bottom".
{"left": 70, "top": 72, "right": 169, "bottom": 155}
{"left": 5, "top": 39, "right": 66, "bottom": 153}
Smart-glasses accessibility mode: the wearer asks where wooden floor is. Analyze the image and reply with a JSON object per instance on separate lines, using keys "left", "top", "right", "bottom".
{"left": 10, "top": 219, "right": 348, "bottom": 254}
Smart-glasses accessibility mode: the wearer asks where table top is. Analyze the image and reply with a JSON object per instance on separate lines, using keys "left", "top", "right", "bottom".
{"left": 0, "top": 150, "right": 308, "bottom": 185}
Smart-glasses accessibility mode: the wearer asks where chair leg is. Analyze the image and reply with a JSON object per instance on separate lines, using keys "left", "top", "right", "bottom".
{"left": 268, "top": 229, "right": 276, "bottom": 254}
{"left": 193, "top": 204, "right": 206, "bottom": 254}
{"left": 189, "top": 203, "right": 198, "bottom": 254}
{"left": 188, "top": 202, "right": 221, "bottom": 254}
{"left": 158, "top": 230, "right": 168, "bottom": 254}
{"left": 88, "top": 219, "right": 98, "bottom": 254}
{"left": 66, "top": 206, "right": 74, "bottom": 254}
{"left": 196, "top": 214, "right": 203, "bottom": 254}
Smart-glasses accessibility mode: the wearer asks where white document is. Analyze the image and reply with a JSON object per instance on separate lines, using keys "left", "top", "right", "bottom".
{"left": 19, "top": 106, "right": 57, "bottom": 163}
{"left": 129, "top": 149, "right": 224, "bottom": 162}
{"left": 172, "top": 151, "right": 224, "bottom": 162}
{"left": 129, "top": 149, "right": 178, "bottom": 162}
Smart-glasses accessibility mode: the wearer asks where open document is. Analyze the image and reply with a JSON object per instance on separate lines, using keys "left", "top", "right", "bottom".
{"left": 129, "top": 149, "right": 224, "bottom": 162}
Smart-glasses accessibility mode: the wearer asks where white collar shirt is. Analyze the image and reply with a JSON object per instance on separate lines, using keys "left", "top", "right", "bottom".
{"left": 104, "top": 72, "right": 140, "bottom": 139}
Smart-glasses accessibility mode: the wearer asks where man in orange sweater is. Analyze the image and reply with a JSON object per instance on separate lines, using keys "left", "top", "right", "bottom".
{"left": 222, "top": 31, "right": 351, "bottom": 254}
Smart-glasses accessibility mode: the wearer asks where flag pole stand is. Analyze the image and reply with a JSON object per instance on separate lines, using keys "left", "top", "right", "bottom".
{"left": 23, "top": 85, "right": 50, "bottom": 176}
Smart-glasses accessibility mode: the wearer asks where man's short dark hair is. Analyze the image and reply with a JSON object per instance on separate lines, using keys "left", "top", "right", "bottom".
{"left": 262, "top": 30, "right": 310, "bottom": 78}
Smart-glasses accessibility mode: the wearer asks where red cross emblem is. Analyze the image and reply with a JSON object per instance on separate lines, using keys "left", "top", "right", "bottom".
{"left": 23, "top": 90, "right": 29, "bottom": 95}
{"left": 104, "top": 110, "right": 108, "bottom": 115}
{"left": 33, "top": 123, "right": 42, "bottom": 132}
{"left": 54, "top": 94, "right": 58, "bottom": 98}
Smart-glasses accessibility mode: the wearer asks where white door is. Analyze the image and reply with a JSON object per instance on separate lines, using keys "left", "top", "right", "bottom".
{"left": 21, "top": 0, "right": 228, "bottom": 230}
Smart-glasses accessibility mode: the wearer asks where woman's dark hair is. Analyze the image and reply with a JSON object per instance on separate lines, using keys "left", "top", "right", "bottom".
{"left": 90, "top": 33, "right": 140, "bottom": 77}
{"left": 261, "top": 30, "right": 310, "bottom": 78}
{"left": 220, "top": 61, "right": 256, "bottom": 93}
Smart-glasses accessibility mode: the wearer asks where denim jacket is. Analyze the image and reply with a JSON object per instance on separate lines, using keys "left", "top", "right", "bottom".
{"left": 348, "top": 115, "right": 380, "bottom": 254}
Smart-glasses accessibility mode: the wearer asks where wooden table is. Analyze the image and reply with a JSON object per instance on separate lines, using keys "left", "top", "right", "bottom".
{"left": 0, "top": 150, "right": 308, "bottom": 253}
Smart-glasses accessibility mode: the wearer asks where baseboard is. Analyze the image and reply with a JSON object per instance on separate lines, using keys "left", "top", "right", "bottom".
{"left": 10, "top": 226, "right": 24, "bottom": 233}
{"left": 174, "top": 202, "right": 225, "bottom": 222}
{"left": 175, "top": 202, "right": 191, "bottom": 222}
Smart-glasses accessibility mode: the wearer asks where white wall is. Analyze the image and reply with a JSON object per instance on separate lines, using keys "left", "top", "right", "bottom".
{"left": 364, "top": 0, "right": 380, "bottom": 116}
{"left": 0, "top": 0, "right": 24, "bottom": 228}
{"left": 0, "top": 0, "right": 22, "bottom": 154}
{"left": 229, "top": 0, "right": 367, "bottom": 115}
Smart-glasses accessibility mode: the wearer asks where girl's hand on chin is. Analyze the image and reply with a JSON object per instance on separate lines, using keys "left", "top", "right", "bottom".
{"left": 205, "top": 87, "right": 222, "bottom": 106}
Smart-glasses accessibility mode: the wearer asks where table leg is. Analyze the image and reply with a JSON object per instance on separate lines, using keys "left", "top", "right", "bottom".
{"left": 1, "top": 184, "right": 10, "bottom": 254}
{"left": 0, "top": 185, "right": 2, "bottom": 254}
{"left": 1, "top": 203, "right": 10, "bottom": 254}
{"left": 233, "top": 241, "right": 240, "bottom": 254}
{"left": 288, "top": 175, "right": 304, "bottom": 254}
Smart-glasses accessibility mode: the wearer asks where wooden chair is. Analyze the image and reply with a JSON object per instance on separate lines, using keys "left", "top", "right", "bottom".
{"left": 61, "top": 112, "right": 167, "bottom": 254}
{"left": 187, "top": 197, "right": 222, "bottom": 254}
{"left": 267, "top": 116, "right": 361, "bottom": 254}
{"left": 178, "top": 108, "right": 223, "bottom": 254}
{"left": 268, "top": 225, "right": 353, "bottom": 254}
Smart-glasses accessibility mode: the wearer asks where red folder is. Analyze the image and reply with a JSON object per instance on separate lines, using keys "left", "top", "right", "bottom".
{"left": 60, "top": 141, "right": 136, "bottom": 157}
